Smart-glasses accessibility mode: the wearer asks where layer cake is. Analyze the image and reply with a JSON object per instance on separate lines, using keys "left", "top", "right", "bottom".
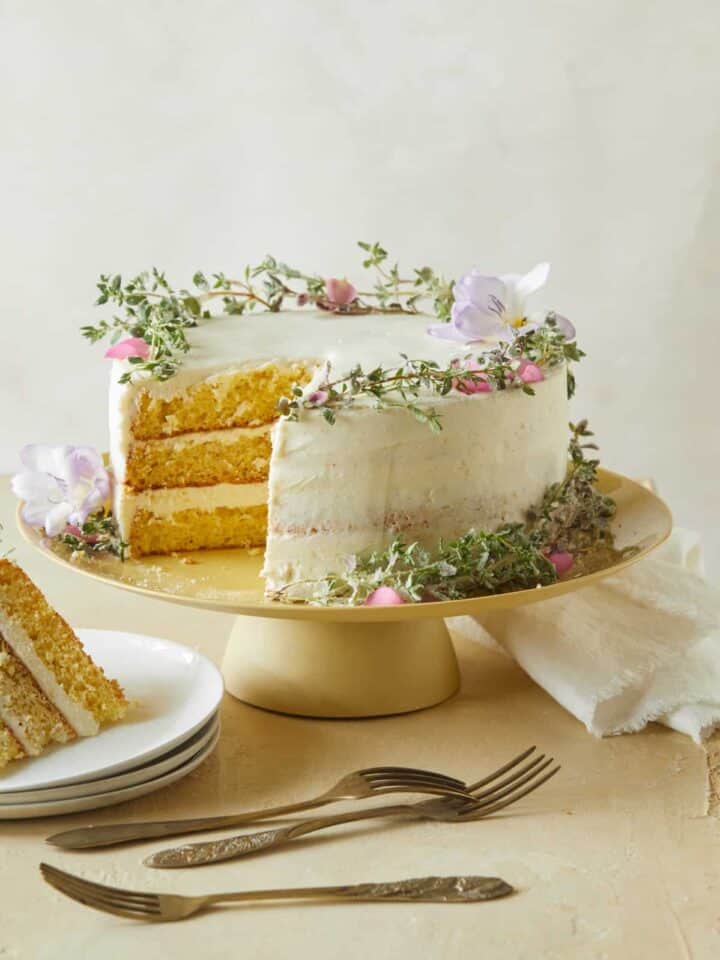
{"left": 109, "top": 311, "right": 569, "bottom": 596}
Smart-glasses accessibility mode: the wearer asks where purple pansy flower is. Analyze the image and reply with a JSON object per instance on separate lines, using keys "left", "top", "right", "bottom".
{"left": 428, "top": 263, "right": 575, "bottom": 343}
{"left": 11, "top": 445, "right": 112, "bottom": 537}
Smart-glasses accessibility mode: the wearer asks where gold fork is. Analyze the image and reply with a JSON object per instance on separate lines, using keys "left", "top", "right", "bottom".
{"left": 146, "top": 748, "right": 557, "bottom": 868}
{"left": 40, "top": 864, "right": 514, "bottom": 921}
{"left": 46, "top": 764, "right": 472, "bottom": 850}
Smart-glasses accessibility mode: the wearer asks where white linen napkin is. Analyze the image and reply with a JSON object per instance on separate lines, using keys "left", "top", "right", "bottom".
{"left": 449, "top": 529, "right": 720, "bottom": 741}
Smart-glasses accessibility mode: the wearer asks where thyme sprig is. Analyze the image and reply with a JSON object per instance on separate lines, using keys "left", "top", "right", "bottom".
{"left": 273, "top": 421, "right": 614, "bottom": 606}
{"left": 526, "top": 420, "right": 615, "bottom": 554}
{"left": 82, "top": 268, "right": 208, "bottom": 382}
{"left": 83, "top": 242, "right": 453, "bottom": 383}
{"left": 278, "top": 318, "right": 582, "bottom": 432}
{"left": 56, "top": 510, "right": 128, "bottom": 561}
{"left": 274, "top": 527, "right": 557, "bottom": 605}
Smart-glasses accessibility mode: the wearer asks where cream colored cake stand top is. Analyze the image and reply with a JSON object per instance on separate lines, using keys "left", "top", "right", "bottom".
{"left": 17, "top": 468, "right": 672, "bottom": 718}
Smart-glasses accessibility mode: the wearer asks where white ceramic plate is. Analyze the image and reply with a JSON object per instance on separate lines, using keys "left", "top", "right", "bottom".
{"left": 0, "top": 713, "right": 220, "bottom": 805}
{"left": 0, "top": 629, "right": 224, "bottom": 793}
{"left": 0, "top": 725, "right": 220, "bottom": 819}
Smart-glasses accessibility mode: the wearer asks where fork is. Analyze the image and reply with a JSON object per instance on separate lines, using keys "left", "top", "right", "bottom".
{"left": 40, "top": 864, "right": 514, "bottom": 921}
{"left": 46, "top": 765, "right": 471, "bottom": 850}
{"left": 146, "top": 748, "right": 557, "bottom": 868}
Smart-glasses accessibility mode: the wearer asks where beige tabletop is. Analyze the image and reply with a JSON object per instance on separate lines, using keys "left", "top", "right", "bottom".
{"left": 1, "top": 479, "right": 719, "bottom": 960}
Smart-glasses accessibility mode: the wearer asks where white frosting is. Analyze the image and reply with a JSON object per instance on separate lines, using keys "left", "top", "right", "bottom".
{"left": 262, "top": 369, "right": 569, "bottom": 595}
{"left": 0, "top": 610, "right": 99, "bottom": 741}
{"left": 116, "top": 482, "right": 268, "bottom": 536}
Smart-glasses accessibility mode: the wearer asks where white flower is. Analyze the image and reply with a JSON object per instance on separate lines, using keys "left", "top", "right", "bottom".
{"left": 428, "top": 262, "right": 574, "bottom": 343}
{"left": 11, "top": 445, "right": 111, "bottom": 537}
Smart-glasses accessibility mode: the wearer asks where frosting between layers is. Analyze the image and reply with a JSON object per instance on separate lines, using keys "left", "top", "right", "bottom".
{"left": 153, "top": 423, "right": 271, "bottom": 450}
{"left": 0, "top": 610, "right": 99, "bottom": 740}
{"left": 116, "top": 481, "right": 268, "bottom": 538}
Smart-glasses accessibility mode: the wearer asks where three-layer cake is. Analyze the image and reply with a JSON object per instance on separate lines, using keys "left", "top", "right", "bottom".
{"left": 109, "top": 310, "right": 569, "bottom": 597}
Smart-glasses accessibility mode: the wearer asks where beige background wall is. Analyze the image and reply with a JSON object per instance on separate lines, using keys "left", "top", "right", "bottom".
{"left": 1, "top": 0, "right": 718, "bottom": 569}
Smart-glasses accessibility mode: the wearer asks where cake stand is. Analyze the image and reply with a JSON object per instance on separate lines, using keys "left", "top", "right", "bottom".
{"left": 17, "top": 469, "right": 672, "bottom": 719}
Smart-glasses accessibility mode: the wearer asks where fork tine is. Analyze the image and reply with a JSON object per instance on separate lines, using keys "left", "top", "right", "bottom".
{"left": 360, "top": 770, "right": 471, "bottom": 798}
{"left": 462, "top": 765, "right": 561, "bottom": 819}
{"left": 468, "top": 754, "right": 548, "bottom": 802}
{"left": 466, "top": 746, "right": 537, "bottom": 792}
{"left": 460, "top": 760, "right": 557, "bottom": 816}
{"left": 469, "top": 757, "right": 555, "bottom": 809}
{"left": 363, "top": 769, "right": 461, "bottom": 784}
{"left": 365, "top": 777, "right": 472, "bottom": 798}
{"left": 360, "top": 767, "right": 465, "bottom": 787}
{"left": 40, "top": 864, "right": 161, "bottom": 917}
{"left": 42, "top": 874, "right": 158, "bottom": 917}
{"left": 55, "top": 884, "right": 157, "bottom": 919}
{"left": 41, "top": 870, "right": 158, "bottom": 920}
{"left": 47, "top": 874, "right": 159, "bottom": 912}
{"left": 41, "top": 864, "right": 158, "bottom": 906}
{"left": 377, "top": 784, "right": 472, "bottom": 799}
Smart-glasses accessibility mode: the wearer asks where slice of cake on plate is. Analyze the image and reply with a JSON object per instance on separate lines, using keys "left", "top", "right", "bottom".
{"left": 0, "top": 558, "right": 128, "bottom": 770}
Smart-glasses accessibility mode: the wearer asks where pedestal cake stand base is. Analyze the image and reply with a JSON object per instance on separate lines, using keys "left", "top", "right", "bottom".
{"left": 222, "top": 616, "right": 460, "bottom": 717}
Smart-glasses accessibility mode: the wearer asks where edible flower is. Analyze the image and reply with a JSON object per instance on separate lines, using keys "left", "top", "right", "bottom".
{"left": 104, "top": 337, "right": 151, "bottom": 360}
{"left": 11, "top": 445, "right": 111, "bottom": 537}
{"left": 548, "top": 551, "right": 574, "bottom": 576}
{"left": 428, "top": 263, "right": 575, "bottom": 343}
{"left": 516, "top": 359, "right": 545, "bottom": 384}
{"left": 306, "top": 389, "right": 329, "bottom": 407}
{"left": 325, "top": 278, "right": 358, "bottom": 306}
{"left": 365, "top": 586, "right": 405, "bottom": 606}
{"left": 451, "top": 358, "right": 491, "bottom": 394}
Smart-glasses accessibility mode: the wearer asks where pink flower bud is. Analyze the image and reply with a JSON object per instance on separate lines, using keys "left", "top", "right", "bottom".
{"left": 307, "top": 390, "right": 329, "bottom": 407}
{"left": 297, "top": 293, "right": 309, "bottom": 307}
{"left": 548, "top": 551, "right": 574, "bottom": 576}
{"left": 105, "top": 337, "right": 151, "bottom": 360}
{"left": 365, "top": 586, "right": 405, "bottom": 606}
{"left": 451, "top": 358, "right": 491, "bottom": 394}
{"left": 517, "top": 360, "right": 544, "bottom": 384}
{"left": 325, "top": 278, "right": 358, "bottom": 306}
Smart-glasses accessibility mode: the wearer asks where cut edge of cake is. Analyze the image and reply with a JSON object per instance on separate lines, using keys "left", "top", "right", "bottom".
{"left": 111, "top": 358, "right": 315, "bottom": 557}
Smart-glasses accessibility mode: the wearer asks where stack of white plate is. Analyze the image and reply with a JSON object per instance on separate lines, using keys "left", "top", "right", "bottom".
{"left": 0, "top": 629, "right": 224, "bottom": 819}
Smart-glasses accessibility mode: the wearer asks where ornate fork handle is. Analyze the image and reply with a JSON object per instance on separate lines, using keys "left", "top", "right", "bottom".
{"left": 207, "top": 876, "right": 514, "bottom": 905}
{"left": 147, "top": 804, "right": 417, "bottom": 868}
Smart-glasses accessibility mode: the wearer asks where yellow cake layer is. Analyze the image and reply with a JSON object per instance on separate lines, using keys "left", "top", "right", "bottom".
{"left": 130, "top": 504, "right": 268, "bottom": 556}
{"left": 132, "top": 363, "right": 313, "bottom": 440}
{"left": 125, "top": 430, "right": 272, "bottom": 490}
{"left": 0, "top": 635, "right": 75, "bottom": 755}
{"left": 0, "top": 722, "right": 25, "bottom": 769}
{"left": 0, "top": 561, "right": 128, "bottom": 726}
